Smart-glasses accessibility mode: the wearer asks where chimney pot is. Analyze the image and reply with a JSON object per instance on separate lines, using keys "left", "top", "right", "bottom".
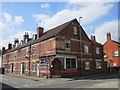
{"left": 37, "top": 27, "right": 44, "bottom": 39}
{"left": 8, "top": 43, "right": 12, "bottom": 50}
{"left": 106, "top": 32, "right": 111, "bottom": 41}
{"left": 90, "top": 35, "right": 96, "bottom": 41}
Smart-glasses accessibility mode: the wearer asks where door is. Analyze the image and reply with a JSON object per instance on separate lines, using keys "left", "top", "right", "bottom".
{"left": 20, "top": 63, "right": 23, "bottom": 74}
{"left": 37, "top": 63, "right": 40, "bottom": 76}
{"left": 52, "top": 59, "right": 62, "bottom": 75}
{"left": 10, "top": 64, "right": 13, "bottom": 73}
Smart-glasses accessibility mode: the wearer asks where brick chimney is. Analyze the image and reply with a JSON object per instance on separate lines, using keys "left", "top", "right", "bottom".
{"left": 107, "top": 32, "right": 111, "bottom": 41}
{"left": 8, "top": 43, "right": 12, "bottom": 50}
{"left": 37, "top": 27, "right": 44, "bottom": 39}
{"left": 90, "top": 35, "right": 96, "bottom": 41}
{"left": 14, "top": 38, "right": 19, "bottom": 48}
{"left": 23, "top": 32, "right": 29, "bottom": 43}
{"left": 2, "top": 47, "right": 5, "bottom": 54}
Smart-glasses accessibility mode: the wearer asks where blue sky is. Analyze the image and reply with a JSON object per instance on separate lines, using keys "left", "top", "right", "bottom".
{"left": 0, "top": 1, "right": 119, "bottom": 49}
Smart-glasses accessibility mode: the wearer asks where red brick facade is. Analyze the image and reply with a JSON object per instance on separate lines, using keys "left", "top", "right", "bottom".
{"left": 104, "top": 33, "right": 120, "bottom": 72}
{"left": 2, "top": 19, "right": 106, "bottom": 78}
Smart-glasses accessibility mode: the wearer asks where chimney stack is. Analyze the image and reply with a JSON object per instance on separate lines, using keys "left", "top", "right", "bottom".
{"left": 2, "top": 47, "right": 5, "bottom": 54}
{"left": 90, "top": 35, "right": 96, "bottom": 41}
{"left": 8, "top": 43, "right": 12, "bottom": 50}
{"left": 107, "top": 32, "right": 111, "bottom": 41}
{"left": 14, "top": 38, "right": 19, "bottom": 48}
{"left": 37, "top": 27, "right": 44, "bottom": 39}
{"left": 23, "top": 32, "right": 29, "bottom": 43}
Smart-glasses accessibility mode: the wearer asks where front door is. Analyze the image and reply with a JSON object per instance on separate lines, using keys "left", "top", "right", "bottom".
{"left": 37, "top": 63, "right": 40, "bottom": 76}
{"left": 52, "top": 59, "right": 62, "bottom": 75}
{"left": 10, "top": 64, "right": 13, "bottom": 73}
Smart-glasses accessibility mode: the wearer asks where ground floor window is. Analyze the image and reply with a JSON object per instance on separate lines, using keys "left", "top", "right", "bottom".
{"left": 65, "top": 58, "right": 77, "bottom": 69}
{"left": 85, "top": 61, "right": 90, "bottom": 70}
{"left": 25, "top": 62, "right": 29, "bottom": 71}
{"left": 96, "top": 59, "right": 101, "bottom": 69}
{"left": 18, "top": 63, "right": 20, "bottom": 71}
{"left": 32, "top": 62, "right": 36, "bottom": 72}
{"left": 13, "top": 63, "right": 16, "bottom": 71}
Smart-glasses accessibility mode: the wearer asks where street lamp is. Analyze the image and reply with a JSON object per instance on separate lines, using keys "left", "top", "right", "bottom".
{"left": 79, "top": 17, "right": 83, "bottom": 75}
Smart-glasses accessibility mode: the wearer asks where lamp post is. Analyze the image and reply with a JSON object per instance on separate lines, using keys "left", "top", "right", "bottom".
{"left": 79, "top": 17, "right": 83, "bottom": 75}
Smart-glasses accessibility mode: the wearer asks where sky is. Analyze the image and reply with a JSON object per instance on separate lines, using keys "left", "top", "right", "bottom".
{"left": 0, "top": 1, "right": 119, "bottom": 49}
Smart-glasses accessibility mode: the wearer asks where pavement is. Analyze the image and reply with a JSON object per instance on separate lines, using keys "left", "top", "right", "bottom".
{"left": 1, "top": 73, "right": 120, "bottom": 89}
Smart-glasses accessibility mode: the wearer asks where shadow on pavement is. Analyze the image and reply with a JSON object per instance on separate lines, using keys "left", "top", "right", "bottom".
{"left": 1, "top": 82, "right": 19, "bottom": 90}
{"left": 67, "top": 73, "right": 120, "bottom": 81}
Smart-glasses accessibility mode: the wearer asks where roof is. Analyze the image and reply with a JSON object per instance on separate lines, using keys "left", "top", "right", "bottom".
{"left": 91, "top": 40, "right": 102, "bottom": 45}
{"left": 112, "top": 40, "right": 120, "bottom": 44}
{"left": 6, "top": 18, "right": 76, "bottom": 53}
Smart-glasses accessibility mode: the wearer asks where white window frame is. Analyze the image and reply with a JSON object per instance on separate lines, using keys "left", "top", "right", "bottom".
{"left": 85, "top": 61, "right": 90, "bottom": 70}
{"left": 14, "top": 51, "right": 16, "bottom": 59}
{"left": 18, "top": 49, "right": 21, "bottom": 58}
{"left": 84, "top": 45, "right": 89, "bottom": 53}
{"left": 104, "top": 51, "right": 106, "bottom": 57}
{"left": 26, "top": 47, "right": 29, "bottom": 57}
{"left": 114, "top": 50, "right": 118, "bottom": 56}
{"left": 96, "top": 47, "right": 100, "bottom": 54}
{"left": 74, "top": 25, "right": 78, "bottom": 35}
{"left": 65, "top": 40, "right": 71, "bottom": 49}
{"left": 96, "top": 59, "right": 102, "bottom": 69}
{"left": 64, "top": 58, "right": 77, "bottom": 69}
{"left": 32, "top": 62, "right": 36, "bottom": 72}
{"left": 32, "top": 46, "right": 36, "bottom": 56}
{"left": 13, "top": 63, "right": 16, "bottom": 71}
{"left": 25, "top": 62, "right": 28, "bottom": 71}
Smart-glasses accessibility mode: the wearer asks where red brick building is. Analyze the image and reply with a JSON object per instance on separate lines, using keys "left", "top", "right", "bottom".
{"left": 104, "top": 32, "right": 120, "bottom": 72}
{"left": 2, "top": 19, "right": 106, "bottom": 78}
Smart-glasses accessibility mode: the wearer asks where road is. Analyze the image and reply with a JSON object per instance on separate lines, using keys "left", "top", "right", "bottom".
{"left": 0, "top": 73, "right": 119, "bottom": 89}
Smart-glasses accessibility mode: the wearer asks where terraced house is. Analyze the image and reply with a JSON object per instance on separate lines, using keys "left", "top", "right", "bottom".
{"left": 2, "top": 19, "right": 106, "bottom": 78}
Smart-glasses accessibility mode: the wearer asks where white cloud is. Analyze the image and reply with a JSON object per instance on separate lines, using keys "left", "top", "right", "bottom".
{"left": 36, "top": 3, "right": 113, "bottom": 31}
{"left": 13, "top": 16, "right": 24, "bottom": 25}
{"left": 94, "top": 20, "right": 118, "bottom": 44}
{"left": 41, "top": 3, "right": 50, "bottom": 8}
{"left": 1, "top": 31, "right": 35, "bottom": 48}
{"left": 3, "top": 12, "right": 12, "bottom": 22}
{"left": 33, "top": 14, "right": 49, "bottom": 21}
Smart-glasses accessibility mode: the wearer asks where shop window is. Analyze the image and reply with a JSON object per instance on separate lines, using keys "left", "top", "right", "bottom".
{"left": 66, "top": 58, "right": 76, "bottom": 69}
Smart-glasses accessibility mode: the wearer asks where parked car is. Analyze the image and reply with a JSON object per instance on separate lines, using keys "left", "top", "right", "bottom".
{"left": 0, "top": 67, "right": 5, "bottom": 74}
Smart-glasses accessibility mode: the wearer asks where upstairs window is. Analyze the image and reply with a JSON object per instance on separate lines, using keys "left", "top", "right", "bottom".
{"left": 65, "top": 40, "right": 71, "bottom": 49}
{"left": 74, "top": 26, "right": 78, "bottom": 35}
{"left": 14, "top": 51, "right": 16, "bottom": 59}
{"left": 103, "top": 51, "right": 106, "bottom": 57}
{"left": 114, "top": 50, "right": 118, "bottom": 56}
{"left": 96, "top": 47, "right": 100, "bottom": 54}
{"left": 32, "top": 46, "right": 36, "bottom": 55}
{"left": 18, "top": 49, "right": 21, "bottom": 58}
{"left": 85, "top": 61, "right": 90, "bottom": 70}
{"left": 84, "top": 45, "right": 89, "bottom": 53}
{"left": 26, "top": 48, "right": 29, "bottom": 56}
